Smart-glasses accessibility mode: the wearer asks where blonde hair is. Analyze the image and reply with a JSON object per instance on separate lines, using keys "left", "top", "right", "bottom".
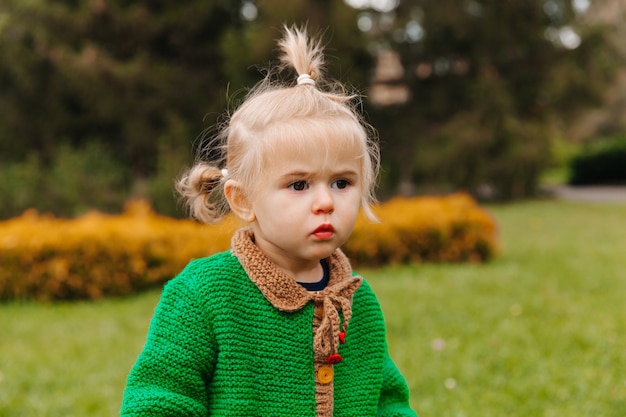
{"left": 177, "top": 25, "right": 380, "bottom": 224}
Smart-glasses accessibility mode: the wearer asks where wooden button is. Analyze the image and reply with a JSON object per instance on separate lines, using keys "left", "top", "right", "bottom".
{"left": 317, "top": 365, "right": 334, "bottom": 384}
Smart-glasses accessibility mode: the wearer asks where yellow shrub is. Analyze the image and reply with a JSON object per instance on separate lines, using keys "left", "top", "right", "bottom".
{"left": 344, "top": 193, "right": 498, "bottom": 266}
{"left": 0, "top": 201, "right": 241, "bottom": 301}
{"left": 0, "top": 194, "right": 497, "bottom": 301}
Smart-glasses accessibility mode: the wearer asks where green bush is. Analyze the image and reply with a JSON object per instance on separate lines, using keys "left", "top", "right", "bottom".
{"left": 0, "top": 142, "right": 131, "bottom": 218}
{"left": 0, "top": 154, "right": 43, "bottom": 219}
{"left": 46, "top": 142, "right": 132, "bottom": 216}
{"left": 568, "top": 137, "right": 626, "bottom": 185}
{"left": 376, "top": 111, "right": 552, "bottom": 201}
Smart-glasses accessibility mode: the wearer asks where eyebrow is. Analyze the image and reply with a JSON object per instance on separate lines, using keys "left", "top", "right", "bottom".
{"left": 280, "top": 168, "right": 359, "bottom": 177}
{"left": 333, "top": 169, "right": 359, "bottom": 178}
{"left": 278, "top": 171, "right": 313, "bottom": 181}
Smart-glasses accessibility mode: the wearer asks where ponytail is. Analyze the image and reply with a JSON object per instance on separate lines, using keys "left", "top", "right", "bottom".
{"left": 176, "top": 163, "right": 229, "bottom": 224}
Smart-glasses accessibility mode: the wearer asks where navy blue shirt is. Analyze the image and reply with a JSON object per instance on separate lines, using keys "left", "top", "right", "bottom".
{"left": 298, "top": 260, "right": 329, "bottom": 291}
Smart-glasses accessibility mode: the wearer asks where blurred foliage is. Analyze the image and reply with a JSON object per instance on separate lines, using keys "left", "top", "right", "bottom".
{"left": 0, "top": 141, "right": 129, "bottom": 218}
{"left": 0, "top": 0, "right": 622, "bottom": 218}
{"left": 0, "top": 0, "right": 241, "bottom": 171}
{"left": 0, "top": 194, "right": 497, "bottom": 301}
{"left": 364, "top": 0, "right": 619, "bottom": 199}
{"left": 568, "top": 135, "right": 626, "bottom": 185}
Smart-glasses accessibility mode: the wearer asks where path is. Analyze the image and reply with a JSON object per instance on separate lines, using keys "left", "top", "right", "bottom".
{"left": 544, "top": 185, "right": 626, "bottom": 203}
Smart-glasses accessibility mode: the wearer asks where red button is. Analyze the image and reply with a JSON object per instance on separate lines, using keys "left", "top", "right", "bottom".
{"left": 326, "top": 353, "right": 343, "bottom": 364}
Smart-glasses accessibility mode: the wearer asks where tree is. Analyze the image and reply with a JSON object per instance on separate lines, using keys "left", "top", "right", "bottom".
{"left": 0, "top": 0, "right": 250, "bottom": 216}
{"left": 0, "top": 0, "right": 619, "bottom": 218}
{"left": 349, "top": 0, "right": 618, "bottom": 199}
{"left": 0, "top": 0, "right": 370, "bottom": 216}
{"left": 566, "top": 0, "right": 626, "bottom": 141}
{"left": 0, "top": 0, "right": 244, "bottom": 176}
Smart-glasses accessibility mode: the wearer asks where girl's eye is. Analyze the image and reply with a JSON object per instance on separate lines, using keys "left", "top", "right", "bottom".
{"left": 332, "top": 179, "right": 351, "bottom": 190}
{"left": 289, "top": 181, "right": 308, "bottom": 191}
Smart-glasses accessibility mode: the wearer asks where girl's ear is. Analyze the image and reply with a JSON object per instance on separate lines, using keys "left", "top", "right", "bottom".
{"left": 224, "top": 180, "right": 256, "bottom": 222}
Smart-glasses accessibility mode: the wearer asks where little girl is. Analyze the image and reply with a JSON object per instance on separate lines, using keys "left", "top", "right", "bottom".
{"left": 120, "top": 26, "right": 417, "bottom": 417}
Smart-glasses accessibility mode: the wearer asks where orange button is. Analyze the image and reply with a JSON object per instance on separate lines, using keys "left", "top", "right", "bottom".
{"left": 317, "top": 365, "right": 334, "bottom": 384}
{"left": 315, "top": 305, "right": 324, "bottom": 317}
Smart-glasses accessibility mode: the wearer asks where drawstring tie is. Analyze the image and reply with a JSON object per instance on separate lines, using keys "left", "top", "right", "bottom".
{"left": 312, "top": 278, "right": 360, "bottom": 362}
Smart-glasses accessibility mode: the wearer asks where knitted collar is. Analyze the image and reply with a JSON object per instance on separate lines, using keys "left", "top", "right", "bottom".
{"left": 231, "top": 228, "right": 362, "bottom": 359}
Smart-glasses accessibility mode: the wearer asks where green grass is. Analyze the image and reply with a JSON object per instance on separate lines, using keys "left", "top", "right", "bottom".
{"left": 0, "top": 292, "right": 157, "bottom": 417}
{"left": 374, "top": 201, "right": 626, "bottom": 416}
{"left": 1, "top": 200, "right": 625, "bottom": 416}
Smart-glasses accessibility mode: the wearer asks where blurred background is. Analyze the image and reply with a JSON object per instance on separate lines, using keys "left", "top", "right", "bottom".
{"left": 1, "top": 0, "right": 625, "bottom": 218}
{"left": 2, "top": 3, "right": 626, "bottom": 415}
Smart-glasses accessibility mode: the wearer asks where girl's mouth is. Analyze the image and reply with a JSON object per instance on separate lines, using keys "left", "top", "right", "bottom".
{"left": 313, "top": 224, "right": 335, "bottom": 240}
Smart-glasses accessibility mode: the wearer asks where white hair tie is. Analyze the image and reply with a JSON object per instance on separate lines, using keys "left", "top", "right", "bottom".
{"left": 297, "top": 73, "right": 316, "bottom": 86}
{"left": 221, "top": 168, "right": 228, "bottom": 178}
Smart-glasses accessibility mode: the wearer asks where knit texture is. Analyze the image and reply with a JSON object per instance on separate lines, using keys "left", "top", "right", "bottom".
{"left": 231, "top": 228, "right": 364, "bottom": 416}
{"left": 120, "top": 229, "right": 417, "bottom": 417}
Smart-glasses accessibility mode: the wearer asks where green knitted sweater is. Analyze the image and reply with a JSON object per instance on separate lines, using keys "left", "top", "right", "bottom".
{"left": 121, "top": 230, "right": 417, "bottom": 417}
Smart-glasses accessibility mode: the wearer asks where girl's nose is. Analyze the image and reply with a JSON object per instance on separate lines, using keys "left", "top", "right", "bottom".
{"left": 312, "top": 186, "right": 334, "bottom": 214}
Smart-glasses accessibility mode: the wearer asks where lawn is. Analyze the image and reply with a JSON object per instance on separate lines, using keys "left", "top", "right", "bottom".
{"left": 1, "top": 200, "right": 625, "bottom": 416}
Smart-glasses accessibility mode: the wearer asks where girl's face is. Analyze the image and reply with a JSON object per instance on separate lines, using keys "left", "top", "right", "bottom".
{"left": 246, "top": 143, "right": 362, "bottom": 279}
